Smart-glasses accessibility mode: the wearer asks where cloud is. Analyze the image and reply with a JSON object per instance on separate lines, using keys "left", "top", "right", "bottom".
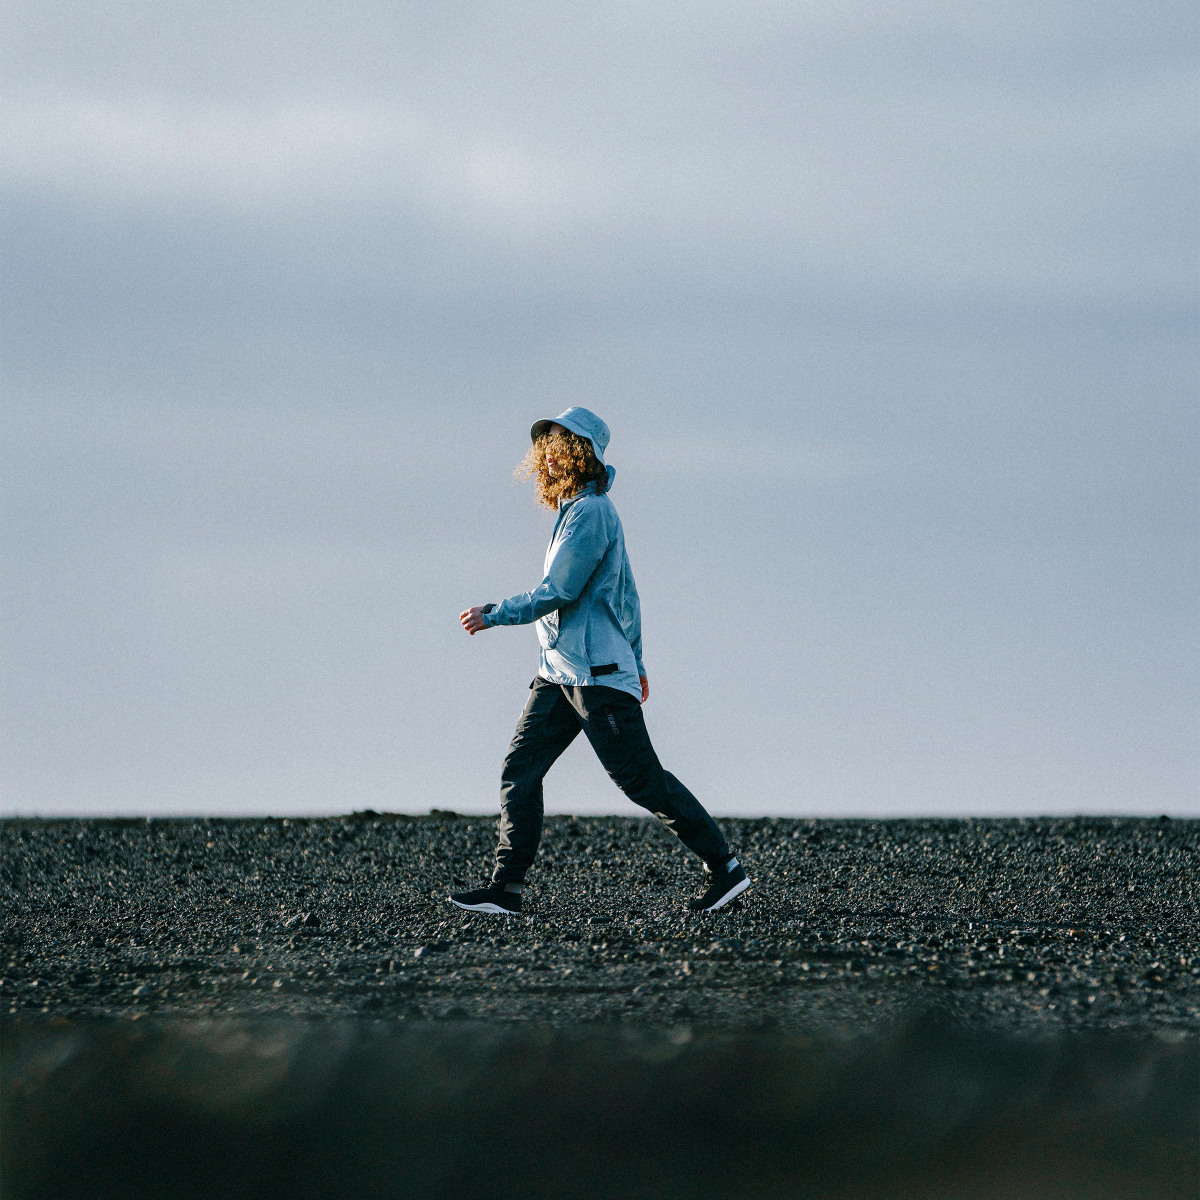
{"left": 2, "top": 1, "right": 1195, "bottom": 816}
{"left": 2, "top": 2, "right": 1194, "bottom": 300}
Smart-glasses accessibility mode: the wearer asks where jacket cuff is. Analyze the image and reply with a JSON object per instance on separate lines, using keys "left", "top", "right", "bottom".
{"left": 481, "top": 602, "right": 497, "bottom": 626}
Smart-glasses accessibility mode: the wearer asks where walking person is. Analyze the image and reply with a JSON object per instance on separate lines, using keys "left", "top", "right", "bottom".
{"left": 451, "top": 408, "right": 751, "bottom": 915}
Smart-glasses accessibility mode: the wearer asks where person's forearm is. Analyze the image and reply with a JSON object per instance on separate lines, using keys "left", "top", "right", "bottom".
{"left": 485, "top": 583, "right": 569, "bottom": 626}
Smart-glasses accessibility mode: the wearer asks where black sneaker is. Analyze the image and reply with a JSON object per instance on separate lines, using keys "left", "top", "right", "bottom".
{"left": 687, "top": 857, "right": 752, "bottom": 912}
{"left": 448, "top": 882, "right": 522, "bottom": 915}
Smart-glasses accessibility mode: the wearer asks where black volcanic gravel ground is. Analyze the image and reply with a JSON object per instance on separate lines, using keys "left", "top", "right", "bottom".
{"left": 3, "top": 814, "right": 1197, "bottom": 1033}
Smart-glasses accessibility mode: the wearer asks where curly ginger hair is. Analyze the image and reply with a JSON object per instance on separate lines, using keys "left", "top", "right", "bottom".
{"left": 516, "top": 428, "right": 609, "bottom": 510}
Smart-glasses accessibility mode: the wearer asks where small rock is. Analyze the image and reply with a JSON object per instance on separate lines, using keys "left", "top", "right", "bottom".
{"left": 282, "top": 911, "right": 320, "bottom": 930}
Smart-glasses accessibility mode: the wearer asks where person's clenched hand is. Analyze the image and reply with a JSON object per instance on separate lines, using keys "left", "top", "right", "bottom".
{"left": 460, "top": 606, "right": 490, "bottom": 635}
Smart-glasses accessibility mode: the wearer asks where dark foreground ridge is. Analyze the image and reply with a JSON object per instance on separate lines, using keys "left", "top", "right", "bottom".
{"left": 3, "top": 815, "right": 1197, "bottom": 1032}
{"left": 4, "top": 1017, "right": 1196, "bottom": 1200}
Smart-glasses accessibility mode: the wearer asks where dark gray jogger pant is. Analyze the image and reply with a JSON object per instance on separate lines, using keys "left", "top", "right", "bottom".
{"left": 493, "top": 677, "right": 730, "bottom": 883}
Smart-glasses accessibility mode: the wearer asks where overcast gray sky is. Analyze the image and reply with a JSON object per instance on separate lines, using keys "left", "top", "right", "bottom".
{"left": 2, "top": 1, "right": 1196, "bottom": 818}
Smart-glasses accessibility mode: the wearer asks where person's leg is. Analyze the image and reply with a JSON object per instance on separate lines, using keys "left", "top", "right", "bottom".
{"left": 571, "top": 686, "right": 730, "bottom": 865}
{"left": 493, "top": 680, "right": 582, "bottom": 883}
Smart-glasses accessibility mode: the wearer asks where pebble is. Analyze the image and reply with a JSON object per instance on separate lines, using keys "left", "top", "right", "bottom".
{"left": 1, "top": 814, "right": 1196, "bottom": 1033}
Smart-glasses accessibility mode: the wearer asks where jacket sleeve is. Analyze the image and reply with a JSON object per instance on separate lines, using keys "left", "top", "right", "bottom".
{"left": 484, "top": 501, "right": 609, "bottom": 627}
{"left": 622, "top": 568, "right": 646, "bottom": 677}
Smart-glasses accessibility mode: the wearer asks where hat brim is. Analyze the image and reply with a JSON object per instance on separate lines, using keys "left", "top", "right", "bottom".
{"left": 530, "top": 414, "right": 607, "bottom": 467}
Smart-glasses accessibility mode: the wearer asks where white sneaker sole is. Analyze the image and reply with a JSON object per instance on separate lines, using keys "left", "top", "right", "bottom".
{"left": 702, "top": 876, "right": 753, "bottom": 911}
{"left": 448, "top": 898, "right": 518, "bottom": 915}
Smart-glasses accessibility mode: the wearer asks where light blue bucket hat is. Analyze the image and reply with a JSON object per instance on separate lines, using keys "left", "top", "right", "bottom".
{"left": 530, "top": 407, "right": 616, "bottom": 486}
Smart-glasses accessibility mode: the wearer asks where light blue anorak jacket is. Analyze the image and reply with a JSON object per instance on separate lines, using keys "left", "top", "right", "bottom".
{"left": 483, "top": 476, "right": 645, "bottom": 700}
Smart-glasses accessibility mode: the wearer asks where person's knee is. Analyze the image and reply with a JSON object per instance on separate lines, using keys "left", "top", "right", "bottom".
{"left": 500, "top": 778, "right": 543, "bottom": 808}
{"left": 501, "top": 742, "right": 546, "bottom": 782}
{"left": 662, "top": 769, "right": 688, "bottom": 793}
{"left": 606, "top": 765, "right": 670, "bottom": 811}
